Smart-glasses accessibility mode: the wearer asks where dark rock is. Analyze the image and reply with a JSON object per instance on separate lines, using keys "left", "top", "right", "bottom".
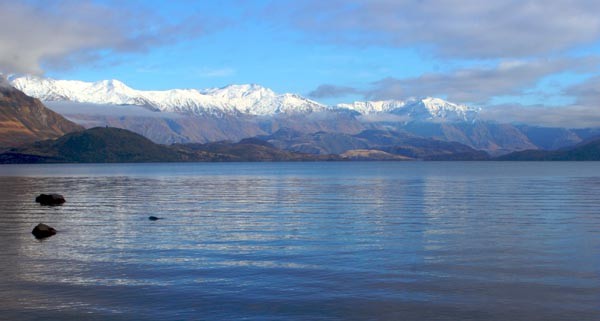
{"left": 148, "top": 216, "right": 162, "bottom": 221}
{"left": 35, "top": 194, "right": 66, "bottom": 205}
{"left": 32, "top": 223, "right": 57, "bottom": 239}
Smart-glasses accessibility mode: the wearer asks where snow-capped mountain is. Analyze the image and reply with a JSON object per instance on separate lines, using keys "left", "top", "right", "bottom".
{"left": 5, "top": 75, "right": 556, "bottom": 154}
{"left": 8, "top": 75, "right": 480, "bottom": 122}
{"left": 337, "top": 97, "right": 480, "bottom": 122}
{"left": 8, "top": 75, "right": 329, "bottom": 116}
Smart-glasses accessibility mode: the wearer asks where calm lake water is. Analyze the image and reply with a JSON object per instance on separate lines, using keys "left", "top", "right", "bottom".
{"left": 0, "top": 162, "right": 599, "bottom": 320}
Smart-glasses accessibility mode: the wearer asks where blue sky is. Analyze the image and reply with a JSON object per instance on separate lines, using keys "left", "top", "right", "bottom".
{"left": 2, "top": 0, "right": 600, "bottom": 126}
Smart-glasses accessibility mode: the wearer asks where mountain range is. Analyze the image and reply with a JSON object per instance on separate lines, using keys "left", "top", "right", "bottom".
{"left": 8, "top": 75, "right": 478, "bottom": 121}
{"left": 4, "top": 75, "right": 600, "bottom": 156}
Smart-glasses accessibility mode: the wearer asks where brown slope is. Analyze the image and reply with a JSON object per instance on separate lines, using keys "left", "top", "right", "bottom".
{"left": 0, "top": 85, "right": 83, "bottom": 148}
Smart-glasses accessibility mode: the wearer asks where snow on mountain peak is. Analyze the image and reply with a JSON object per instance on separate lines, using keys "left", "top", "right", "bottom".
{"left": 8, "top": 75, "right": 480, "bottom": 122}
{"left": 337, "top": 97, "right": 480, "bottom": 122}
{"left": 336, "top": 100, "right": 408, "bottom": 114}
{"left": 9, "top": 76, "right": 328, "bottom": 116}
{"left": 204, "top": 84, "right": 276, "bottom": 102}
{"left": 417, "top": 97, "right": 480, "bottom": 122}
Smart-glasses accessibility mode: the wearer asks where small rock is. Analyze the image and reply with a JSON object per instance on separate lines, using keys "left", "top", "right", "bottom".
{"left": 32, "top": 223, "right": 57, "bottom": 239}
{"left": 148, "top": 216, "right": 162, "bottom": 221}
{"left": 35, "top": 194, "right": 66, "bottom": 206}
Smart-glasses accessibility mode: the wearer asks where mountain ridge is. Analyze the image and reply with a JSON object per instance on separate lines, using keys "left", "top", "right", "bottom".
{"left": 8, "top": 75, "right": 479, "bottom": 122}
{"left": 7, "top": 75, "right": 600, "bottom": 155}
{"left": 9, "top": 75, "right": 330, "bottom": 116}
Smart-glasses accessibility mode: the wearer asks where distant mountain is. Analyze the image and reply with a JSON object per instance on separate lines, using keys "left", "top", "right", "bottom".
{"left": 513, "top": 125, "right": 600, "bottom": 150}
{"left": 9, "top": 75, "right": 481, "bottom": 122}
{"left": 10, "top": 74, "right": 600, "bottom": 155}
{"left": 0, "top": 127, "right": 338, "bottom": 163}
{"left": 496, "top": 137, "right": 600, "bottom": 161}
{"left": 9, "top": 75, "right": 329, "bottom": 116}
{"left": 392, "top": 121, "right": 537, "bottom": 155}
{"left": 260, "top": 129, "right": 489, "bottom": 160}
{"left": 514, "top": 125, "right": 584, "bottom": 150}
{"left": 65, "top": 111, "right": 547, "bottom": 155}
{"left": 338, "top": 97, "right": 480, "bottom": 122}
{"left": 65, "top": 109, "right": 365, "bottom": 144}
{"left": 0, "top": 80, "right": 83, "bottom": 148}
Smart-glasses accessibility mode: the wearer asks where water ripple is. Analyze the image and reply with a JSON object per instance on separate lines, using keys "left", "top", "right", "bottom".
{"left": 1, "top": 162, "right": 600, "bottom": 320}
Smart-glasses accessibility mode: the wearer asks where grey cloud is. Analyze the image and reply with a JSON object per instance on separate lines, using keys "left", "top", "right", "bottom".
{"left": 308, "top": 84, "right": 362, "bottom": 99}
{"left": 370, "top": 61, "right": 600, "bottom": 128}
{"left": 271, "top": 0, "right": 600, "bottom": 59}
{"left": 477, "top": 74, "right": 600, "bottom": 128}
{"left": 366, "top": 57, "right": 600, "bottom": 103}
{"left": 0, "top": 1, "right": 207, "bottom": 74}
{"left": 563, "top": 76, "right": 600, "bottom": 106}
{"left": 480, "top": 103, "right": 600, "bottom": 128}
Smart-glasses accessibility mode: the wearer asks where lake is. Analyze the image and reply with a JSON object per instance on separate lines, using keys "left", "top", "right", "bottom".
{"left": 1, "top": 162, "right": 599, "bottom": 320}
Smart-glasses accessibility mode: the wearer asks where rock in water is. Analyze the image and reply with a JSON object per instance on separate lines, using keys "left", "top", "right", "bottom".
{"left": 148, "top": 216, "right": 161, "bottom": 221}
{"left": 35, "top": 194, "right": 66, "bottom": 205}
{"left": 32, "top": 223, "right": 57, "bottom": 239}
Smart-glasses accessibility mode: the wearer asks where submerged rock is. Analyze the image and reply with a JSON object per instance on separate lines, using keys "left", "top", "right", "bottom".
{"left": 35, "top": 194, "right": 65, "bottom": 206}
{"left": 148, "top": 216, "right": 162, "bottom": 221}
{"left": 32, "top": 223, "right": 57, "bottom": 239}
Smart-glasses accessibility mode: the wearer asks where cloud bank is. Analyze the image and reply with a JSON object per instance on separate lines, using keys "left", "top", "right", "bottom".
{"left": 311, "top": 57, "right": 600, "bottom": 103}
{"left": 272, "top": 0, "right": 600, "bottom": 59}
{"left": 367, "top": 57, "right": 600, "bottom": 103}
{"left": 480, "top": 104, "right": 600, "bottom": 129}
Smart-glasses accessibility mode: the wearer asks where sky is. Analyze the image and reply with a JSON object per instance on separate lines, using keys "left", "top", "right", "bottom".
{"left": 1, "top": 0, "right": 600, "bottom": 127}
